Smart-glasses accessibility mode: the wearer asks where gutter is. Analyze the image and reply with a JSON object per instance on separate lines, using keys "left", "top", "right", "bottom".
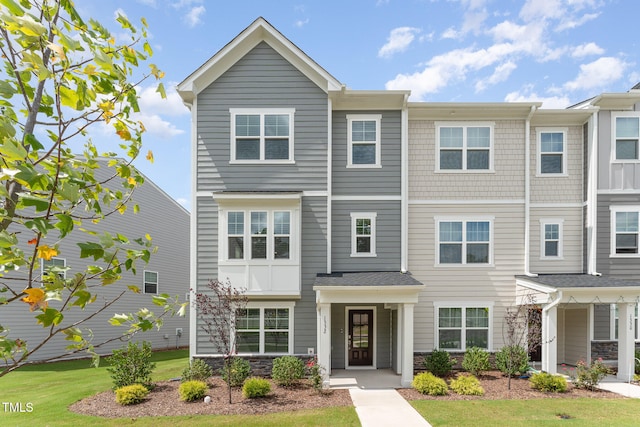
{"left": 401, "top": 93, "right": 409, "bottom": 273}
{"left": 586, "top": 110, "right": 600, "bottom": 275}
{"left": 524, "top": 105, "right": 537, "bottom": 277}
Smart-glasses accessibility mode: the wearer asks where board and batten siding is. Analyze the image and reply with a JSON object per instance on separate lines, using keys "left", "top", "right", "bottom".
{"left": 332, "top": 110, "right": 401, "bottom": 196}
{"left": 598, "top": 108, "right": 640, "bottom": 191}
{"left": 331, "top": 200, "right": 401, "bottom": 272}
{"left": 409, "top": 204, "right": 526, "bottom": 352}
{"left": 529, "top": 207, "right": 583, "bottom": 273}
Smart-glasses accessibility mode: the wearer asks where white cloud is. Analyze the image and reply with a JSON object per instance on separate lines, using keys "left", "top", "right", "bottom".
{"left": 136, "top": 0, "right": 157, "bottom": 6}
{"left": 475, "top": 61, "right": 517, "bottom": 92}
{"left": 295, "top": 19, "right": 309, "bottom": 28}
{"left": 138, "top": 84, "right": 189, "bottom": 117}
{"left": 504, "top": 89, "right": 570, "bottom": 109}
{"left": 556, "top": 12, "right": 599, "bottom": 31}
{"left": 378, "top": 27, "right": 421, "bottom": 58}
{"left": 134, "top": 112, "right": 184, "bottom": 138}
{"left": 571, "top": 42, "right": 604, "bottom": 58}
{"left": 176, "top": 198, "right": 189, "bottom": 209}
{"left": 520, "top": 0, "right": 563, "bottom": 22}
{"left": 184, "top": 5, "right": 205, "bottom": 27}
{"left": 563, "top": 57, "right": 628, "bottom": 91}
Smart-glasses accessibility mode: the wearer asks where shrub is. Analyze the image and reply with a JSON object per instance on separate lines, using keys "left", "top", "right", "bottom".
{"left": 242, "top": 377, "right": 271, "bottom": 398}
{"left": 115, "top": 384, "right": 149, "bottom": 405}
{"left": 462, "top": 347, "right": 491, "bottom": 376}
{"left": 106, "top": 341, "right": 156, "bottom": 390}
{"left": 179, "top": 380, "right": 208, "bottom": 402}
{"left": 271, "top": 356, "right": 304, "bottom": 386}
{"left": 572, "top": 358, "right": 611, "bottom": 390}
{"left": 449, "top": 374, "right": 484, "bottom": 396}
{"left": 530, "top": 372, "right": 567, "bottom": 393}
{"left": 635, "top": 350, "right": 640, "bottom": 375}
{"left": 306, "top": 357, "right": 325, "bottom": 392}
{"left": 220, "top": 357, "right": 251, "bottom": 387}
{"left": 182, "top": 358, "right": 213, "bottom": 382}
{"left": 412, "top": 372, "right": 448, "bottom": 396}
{"left": 424, "top": 349, "right": 456, "bottom": 377}
{"left": 495, "top": 345, "right": 529, "bottom": 377}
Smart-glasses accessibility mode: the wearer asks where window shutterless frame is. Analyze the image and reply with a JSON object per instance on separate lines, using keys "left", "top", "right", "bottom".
{"left": 536, "top": 128, "right": 568, "bottom": 176}
{"left": 539, "top": 218, "right": 564, "bottom": 259}
{"left": 229, "top": 108, "right": 295, "bottom": 163}
{"left": 611, "top": 113, "right": 640, "bottom": 162}
{"left": 610, "top": 206, "right": 640, "bottom": 257}
{"left": 347, "top": 114, "right": 382, "bottom": 168}
{"left": 350, "top": 212, "right": 377, "bottom": 257}
{"left": 435, "top": 122, "right": 494, "bottom": 172}
{"left": 435, "top": 216, "right": 494, "bottom": 266}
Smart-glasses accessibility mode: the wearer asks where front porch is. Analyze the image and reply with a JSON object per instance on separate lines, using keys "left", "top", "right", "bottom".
{"left": 329, "top": 368, "right": 402, "bottom": 389}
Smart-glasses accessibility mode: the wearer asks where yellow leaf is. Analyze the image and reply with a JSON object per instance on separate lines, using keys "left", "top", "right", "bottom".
{"left": 145, "top": 233, "right": 152, "bottom": 241}
{"left": 117, "top": 204, "right": 127, "bottom": 214}
{"left": 46, "top": 42, "right": 66, "bottom": 61}
{"left": 127, "top": 177, "right": 136, "bottom": 186}
{"left": 22, "top": 288, "right": 48, "bottom": 312}
{"left": 37, "top": 245, "right": 58, "bottom": 261}
{"left": 116, "top": 128, "right": 131, "bottom": 140}
{"left": 84, "top": 64, "right": 97, "bottom": 75}
{"left": 128, "top": 285, "right": 141, "bottom": 293}
{"left": 98, "top": 100, "right": 114, "bottom": 112}
{"left": 146, "top": 150, "right": 154, "bottom": 163}
{"left": 108, "top": 37, "right": 115, "bottom": 45}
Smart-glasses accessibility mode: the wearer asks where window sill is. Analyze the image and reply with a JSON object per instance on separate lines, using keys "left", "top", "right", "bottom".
{"left": 350, "top": 253, "right": 377, "bottom": 258}
{"left": 535, "top": 173, "right": 569, "bottom": 178}
{"left": 435, "top": 263, "right": 495, "bottom": 268}
{"left": 434, "top": 169, "right": 495, "bottom": 174}
{"left": 611, "top": 160, "right": 640, "bottom": 164}
{"left": 346, "top": 164, "right": 382, "bottom": 169}
{"left": 540, "top": 256, "right": 564, "bottom": 261}
{"left": 229, "top": 160, "right": 296, "bottom": 165}
{"left": 609, "top": 254, "right": 640, "bottom": 258}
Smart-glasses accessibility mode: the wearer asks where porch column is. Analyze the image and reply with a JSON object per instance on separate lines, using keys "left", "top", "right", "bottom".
{"left": 542, "top": 304, "right": 558, "bottom": 374}
{"left": 401, "top": 303, "right": 414, "bottom": 387}
{"left": 317, "top": 303, "right": 331, "bottom": 388}
{"left": 617, "top": 303, "right": 635, "bottom": 381}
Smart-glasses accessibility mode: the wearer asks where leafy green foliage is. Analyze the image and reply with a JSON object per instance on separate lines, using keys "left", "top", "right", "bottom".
{"left": 271, "top": 356, "right": 305, "bottom": 386}
{"left": 462, "top": 347, "right": 491, "bottom": 376}
{"left": 179, "top": 380, "right": 208, "bottom": 402}
{"left": 571, "top": 359, "right": 611, "bottom": 390}
{"left": 115, "top": 384, "right": 149, "bottom": 405}
{"left": 306, "top": 356, "right": 325, "bottom": 392}
{"left": 412, "top": 372, "right": 448, "bottom": 396}
{"left": 449, "top": 374, "right": 485, "bottom": 395}
{"left": 242, "top": 377, "right": 271, "bottom": 398}
{"left": 181, "top": 358, "right": 213, "bottom": 383}
{"left": 425, "top": 349, "right": 456, "bottom": 377}
{"left": 495, "top": 345, "right": 529, "bottom": 377}
{"left": 106, "top": 341, "right": 156, "bottom": 390}
{"left": 530, "top": 372, "right": 567, "bottom": 393}
{"left": 635, "top": 350, "right": 640, "bottom": 375}
{"left": 221, "top": 357, "right": 251, "bottom": 387}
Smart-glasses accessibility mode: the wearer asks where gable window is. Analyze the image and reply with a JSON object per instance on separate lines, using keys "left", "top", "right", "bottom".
{"left": 235, "top": 303, "right": 294, "bottom": 354}
{"left": 41, "top": 257, "right": 66, "bottom": 280}
{"left": 223, "top": 210, "right": 294, "bottom": 261}
{"left": 436, "top": 305, "right": 491, "bottom": 350}
{"left": 230, "top": 109, "right": 295, "bottom": 163}
{"left": 144, "top": 271, "right": 158, "bottom": 294}
{"left": 611, "top": 207, "right": 640, "bottom": 256}
{"left": 347, "top": 115, "right": 381, "bottom": 168}
{"left": 537, "top": 128, "right": 567, "bottom": 175}
{"left": 613, "top": 115, "right": 640, "bottom": 161}
{"left": 540, "top": 219, "right": 563, "bottom": 259}
{"left": 436, "top": 123, "right": 493, "bottom": 171}
{"left": 351, "top": 212, "right": 377, "bottom": 257}
{"left": 437, "top": 218, "right": 492, "bottom": 265}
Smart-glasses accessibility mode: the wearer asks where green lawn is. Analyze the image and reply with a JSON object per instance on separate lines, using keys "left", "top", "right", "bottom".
{"left": 0, "top": 349, "right": 359, "bottom": 426}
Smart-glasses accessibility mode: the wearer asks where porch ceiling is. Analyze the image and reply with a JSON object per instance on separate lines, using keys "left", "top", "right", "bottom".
{"left": 313, "top": 272, "right": 424, "bottom": 304}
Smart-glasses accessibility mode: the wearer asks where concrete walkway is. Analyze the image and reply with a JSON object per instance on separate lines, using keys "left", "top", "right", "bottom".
{"left": 330, "top": 370, "right": 431, "bottom": 427}
{"left": 598, "top": 375, "right": 640, "bottom": 398}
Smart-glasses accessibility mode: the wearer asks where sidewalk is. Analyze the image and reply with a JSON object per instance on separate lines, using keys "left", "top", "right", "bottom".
{"left": 598, "top": 375, "right": 640, "bottom": 398}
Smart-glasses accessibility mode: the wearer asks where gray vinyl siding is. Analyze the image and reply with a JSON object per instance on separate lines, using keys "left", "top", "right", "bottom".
{"left": 595, "top": 195, "right": 640, "bottom": 279}
{"left": 195, "top": 42, "right": 328, "bottom": 193}
{"left": 331, "top": 200, "right": 401, "bottom": 271}
{"left": 593, "top": 304, "right": 611, "bottom": 340}
{"left": 195, "top": 197, "right": 219, "bottom": 354}
{"left": 598, "top": 108, "right": 640, "bottom": 191}
{"left": 332, "top": 110, "right": 401, "bottom": 196}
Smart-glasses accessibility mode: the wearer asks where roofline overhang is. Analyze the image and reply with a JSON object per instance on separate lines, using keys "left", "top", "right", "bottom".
{"left": 586, "top": 93, "right": 640, "bottom": 110}
{"left": 530, "top": 108, "right": 598, "bottom": 126}
{"left": 314, "top": 284, "right": 424, "bottom": 304}
{"left": 408, "top": 102, "right": 542, "bottom": 120}
{"left": 212, "top": 191, "right": 302, "bottom": 201}
{"left": 329, "top": 88, "right": 410, "bottom": 110}
{"left": 517, "top": 279, "right": 640, "bottom": 304}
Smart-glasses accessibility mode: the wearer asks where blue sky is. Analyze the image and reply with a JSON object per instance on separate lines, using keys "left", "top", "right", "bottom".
{"left": 77, "top": 0, "right": 639, "bottom": 210}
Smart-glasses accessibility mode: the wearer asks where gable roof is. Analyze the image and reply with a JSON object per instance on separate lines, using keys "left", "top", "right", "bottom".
{"left": 177, "top": 17, "right": 342, "bottom": 104}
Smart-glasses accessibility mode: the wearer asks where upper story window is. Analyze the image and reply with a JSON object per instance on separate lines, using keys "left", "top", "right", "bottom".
{"left": 436, "top": 122, "right": 493, "bottom": 171}
{"left": 144, "top": 270, "right": 158, "bottom": 294}
{"left": 347, "top": 115, "right": 381, "bottom": 168}
{"left": 613, "top": 114, "right": 640, "bottom": 161}
{"left": 350, "top": 212, "right": 377, "bottom": 257}
{"left": 611, "top": 206, "right": 640, "bottom": 257}
{"left": 41, "top": 257, "right": 66, "bottom": 280}
{"left": 230, "top": 108, "right": 295, "bottom": 163}
{"left": 437, "top": 218, "right": 493, "bottom": 265}
{"left": 537, "top": 128, "right": 567, "bottom": 176}
{"left": 224, "top": 210, "right": 293, "bottom": 261}
{"left": 540, "top": 219, "right": 563, "bottom": 259}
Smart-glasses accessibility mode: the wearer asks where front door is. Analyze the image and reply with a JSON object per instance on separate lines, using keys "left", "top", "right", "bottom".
{"left": 348, "top": 309, "right": 373, "bottom": 366}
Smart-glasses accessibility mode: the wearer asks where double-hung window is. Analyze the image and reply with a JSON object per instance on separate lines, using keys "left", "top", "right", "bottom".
{"left": 235, "top": 303, "right": 294, "bottom": 354}
{"left": 537, "top": 128, "right": 567, "bottom": 176}
{"left": 436, "top": 122, "right": 493, "bottom": 171}
{"left": 437, "top": 218, "right": 492, "bottom": 265}
{"left": 436, "top": 305, "right": 491, "bottom": 350}
{"left": 611, "top": 207, "right": 640, "bottom": 256}
{"left": 351, "top": 212, "right": 377, "bottom": 257}
{"left": 144, "top": 271, "right": 158, "bottom": 294}
{"left": 230, "top": 109, "right": 295, "bottom": 162}
{"left": 613, "top": 114, "right": 640, "bottom": 161}
{"left": 225, "top": 210, "right": 292, "bottom": 261}
{"left": 347, "top": 115, "right": 381, "bottom": 167}
{"left": 228, "top": 212, "right": 244, "bottom": 259}
{"left": 540, "top": 219, "right": 563, "bottom": 259}
{"left": 41, "top": 257, "right": 66, "bottom": 280}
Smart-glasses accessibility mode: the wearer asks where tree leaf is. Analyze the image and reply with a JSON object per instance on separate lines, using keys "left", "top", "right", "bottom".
{"left": 36, "top": 308, "right": 64, "bottom": 327}
{"left": 77, "top": 242, "right": 104, "bottom": 260}
{"left": 0, "top": 0, "right": 25, "bottom": 17}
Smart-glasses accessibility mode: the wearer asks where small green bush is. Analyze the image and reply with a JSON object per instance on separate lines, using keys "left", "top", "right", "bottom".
{"left": 424, "top": 349, "right": 456, "bottom": 377}
{"left": 242, "top": 377, "right": 272, "bottom": 398}
{"left": 449, "top": 374, "right": 484, "bottom": 396}
{"left": 572, "top": 358, "right": 611, "bottom": 390}
{"left": 412, "top": 372, "right": 448, "bottom": 396}
{"left": 115, "top": 384, "right": 149, "bottom": 405}
{"left": 179, "top": 380, "right": 208, "bottom": 402}
{"left": 271, "top": 356, "right": 304, "bottom": 386}
{"left": 106, "top": 341, "right": 156, "bottom": 390}
{"left": 635, "top": 350, "right": 640, "bottom": 375}
{"left": 530, "top": 372, "right": 567, "bottom": 393}
{"left": 462, "top": 347, "right": 491, "bottom": 376}
{"left": 182, "top": 358, "right": 213, "bottom": 382}
{"left": 495, "top": 345, "right": 529, "bottom": 377}
{"left": 221, "top": 357, "right": 251, "bottom": 387}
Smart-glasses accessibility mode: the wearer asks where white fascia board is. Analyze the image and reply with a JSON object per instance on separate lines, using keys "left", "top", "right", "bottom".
{"left": 213, "top": 192, "right": 302, "bottom": 201}
{"left": 313, "top": 285, "right": 424, "bottom": 304}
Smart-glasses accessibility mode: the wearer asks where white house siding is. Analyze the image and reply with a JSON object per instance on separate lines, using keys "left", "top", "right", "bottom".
{"left": 408, "top": 204, "right": 525, "bottom": 352}
{"left": 529, "top": 207, "right": 583, "bottom": 273}
{"left": 563, "top": 307, "right": 589, "bottom": 364}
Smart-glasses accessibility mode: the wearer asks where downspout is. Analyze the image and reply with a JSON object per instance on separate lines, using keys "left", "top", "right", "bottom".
{"left": 401, "top": 94, "right": 409, "bottom": 273}
{"left": 586, "top": 110, "right": 600, "bottom": 275}
{"left": 327, "top": 97, "right": 333, "bottom": 274}
{"left": 524, "top": 105, "right": 537, "bottom": 276}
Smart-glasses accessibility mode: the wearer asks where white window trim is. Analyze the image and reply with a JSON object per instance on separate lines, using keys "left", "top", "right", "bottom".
{"left": 347, "top": 114, "right": 382, "bottom": 168}
{"left": 609, "top": 205, "right": 640, "bottom": 258}
{"left": 610, "top": 303, "right": 639, "bottom": 341}
{"left": 611, "top": 112, "right": 640, "bottom": 163}
{"left": 433, "top": 301, "right": 494, "bottom": 351}
{"left": 229, "top": 108, "right": 295, "bottom": 164}
{"left": 234, "top": 301, "right": 295, "bottom": 355}
{"left": 435, "top": 121, "right": 495, "bottom": 173}
{"left": 41, "top": 257, "right": 66, "bottom": 280}
{"left": 536, "top": 127, "right": 568, "bottom": 177}
{"left": 435, "top": 216, "right": 494, "bottom": 267}
{"left": 143, "top": 270, "right": 158, "bottom": 294}
{"left": 350, "top": 212, "right": 377, "bottom": 257}
{"left": 539, "top": 218, "right": 564, "bottom": 260}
